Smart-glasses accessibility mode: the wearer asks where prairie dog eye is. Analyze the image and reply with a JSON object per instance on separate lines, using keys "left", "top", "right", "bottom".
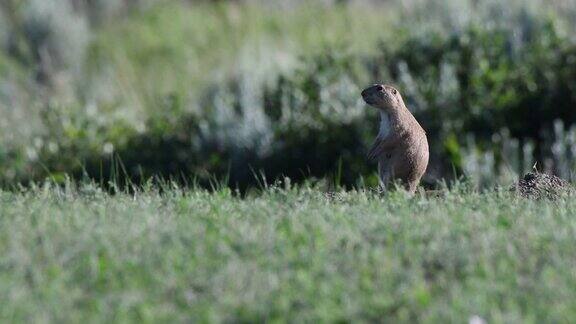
{"left": 391, "top": 89, "right": 397, "bottom": 95}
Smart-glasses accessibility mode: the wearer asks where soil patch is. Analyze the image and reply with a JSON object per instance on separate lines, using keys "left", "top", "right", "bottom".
{"left": 512, "top": 172, "right": 574, "bottom": 199}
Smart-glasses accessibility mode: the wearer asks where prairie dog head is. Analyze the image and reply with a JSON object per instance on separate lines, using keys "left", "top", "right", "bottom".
{"left": 361, "top": 84, "right": 404, "bottom": 111}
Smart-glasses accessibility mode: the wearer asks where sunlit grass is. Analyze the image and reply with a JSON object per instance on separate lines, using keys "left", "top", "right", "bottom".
{"left": 1, "top": 184, "right": 575, "bottom": 322}
{"left": 87, "top": 3, "right": 396, "bottom": 114}
{"left": 2, "top": 0, "right": 576, "bottom": 186}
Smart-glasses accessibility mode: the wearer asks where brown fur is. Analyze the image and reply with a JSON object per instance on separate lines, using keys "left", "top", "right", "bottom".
{"left": 361, "top": 84, "right": 429, "bottom": 193}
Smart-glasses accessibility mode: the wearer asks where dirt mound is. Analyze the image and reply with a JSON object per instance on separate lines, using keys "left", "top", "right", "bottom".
{"left": 512, "top": 172, "right": 574, "bottom": 199}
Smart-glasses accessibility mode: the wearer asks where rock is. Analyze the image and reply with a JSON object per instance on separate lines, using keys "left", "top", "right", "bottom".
{"left": 512, "top": 172, "right": 573, "bottom": 199}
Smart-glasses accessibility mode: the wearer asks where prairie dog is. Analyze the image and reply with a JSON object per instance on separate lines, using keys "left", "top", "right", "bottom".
{"left": 361, "top": 84, "right": 429, "bottom": 193}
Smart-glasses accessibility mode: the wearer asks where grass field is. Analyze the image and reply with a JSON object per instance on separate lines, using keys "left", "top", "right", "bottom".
{"left": 1, "top": 184, "right": 575, "bottom": 323}
{"left": 3, "top": 2, "right": 576, "bottom": 323}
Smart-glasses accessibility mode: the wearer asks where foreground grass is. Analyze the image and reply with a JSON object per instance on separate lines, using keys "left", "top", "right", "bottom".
{"left": 0, "top": 185, "right": 575, "bottom": 323}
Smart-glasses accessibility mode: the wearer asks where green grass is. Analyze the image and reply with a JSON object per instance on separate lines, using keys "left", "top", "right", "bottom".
{"left": 2, "top": 2, "right": 394, "bottom": 144}
{"left": 1, "top": 184, "right": 575, "bottom": 323}
{"left": 86, "top": 3, "right": 396, "bottom": 117}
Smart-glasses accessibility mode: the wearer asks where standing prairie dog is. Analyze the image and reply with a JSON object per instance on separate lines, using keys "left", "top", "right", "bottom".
{"left": 361, "top": 84, "right": 429, "bottom": 193}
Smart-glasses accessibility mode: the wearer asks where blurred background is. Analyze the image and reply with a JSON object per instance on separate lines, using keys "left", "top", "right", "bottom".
{"left": 1, "top": 0, "right": 576, "bottom": 189}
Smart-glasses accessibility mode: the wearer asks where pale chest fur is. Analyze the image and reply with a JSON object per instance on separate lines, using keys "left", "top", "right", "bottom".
{"left": 378, "top": 111, "right": 391, "bottom": 139}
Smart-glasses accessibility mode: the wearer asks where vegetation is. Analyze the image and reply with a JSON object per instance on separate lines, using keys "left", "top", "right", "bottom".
{"left": 1, "top": 183, "right": 575, "bottom": 322}
{"left": 1, "top": 0, "right": 576, "bottom": 189}
{"left": 2, "top": 2, "right": 576, "bottom": 322}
